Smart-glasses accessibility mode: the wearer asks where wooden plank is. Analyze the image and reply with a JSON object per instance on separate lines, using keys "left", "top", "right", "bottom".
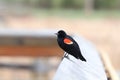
{"left": 53, "top": 35, "right": 107, "bottom": 80}
{"left": 0, "top": 29, "right": 64, "bottom": 57}
{"left": 0, "top": 46, "right": 63, "bottom": 57}
{"left": 99, "top": 50, "right": 119, "bottom": 80}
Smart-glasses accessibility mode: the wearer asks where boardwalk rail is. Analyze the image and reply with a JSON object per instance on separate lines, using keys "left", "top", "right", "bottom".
{"left": 0, "top": 29, "right": 62, "bottom": 57}
{"left": 0, "top": 29, "right": 118, "bottom": 80}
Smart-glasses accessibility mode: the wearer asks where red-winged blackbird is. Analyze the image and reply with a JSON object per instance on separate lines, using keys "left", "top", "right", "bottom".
{"left": 56, "top": 30, "right": 86, "bottom": 62}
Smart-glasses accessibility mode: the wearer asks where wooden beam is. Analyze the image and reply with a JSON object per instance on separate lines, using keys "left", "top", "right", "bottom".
{"left": 0, "top": 46, "right": 63, "bottom": 57}
{"left": 99, "top": 50, "right": 119, "bottom": 80}
{"left": 0, "top": 29, "right": 63, "bottom": 57}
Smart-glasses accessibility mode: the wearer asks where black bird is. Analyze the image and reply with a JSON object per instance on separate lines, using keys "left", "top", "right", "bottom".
{"left": 56, "top": 30, "right": 86, "bottom": 62}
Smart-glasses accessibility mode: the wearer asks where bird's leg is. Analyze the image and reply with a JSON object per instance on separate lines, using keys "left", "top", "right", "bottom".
{"left": 64, "top": 53, "right": 70, "bottom": 60}
{"left": 61, "top": 52, "right": 66, "bottom": 60}
{"left": 61, "top": 52, "right": 68, "bottom": 60}
{"left": 65, "top": 54, "right": 75, "bottom": 63}
{"left": 64, "top": 52, "right": 67, "bottom": 57}
{"left": 61, "top": 52, "right": 75, "bottom": 63}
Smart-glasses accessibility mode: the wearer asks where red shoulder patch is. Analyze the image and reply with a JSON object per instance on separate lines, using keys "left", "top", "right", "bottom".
{"left": 64, "top": 38, "right": 73, "bottom": 45}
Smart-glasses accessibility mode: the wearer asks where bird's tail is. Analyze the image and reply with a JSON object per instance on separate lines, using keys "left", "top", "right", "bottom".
{"left": 79, "top": 56, "right": 87, "bottom": 62}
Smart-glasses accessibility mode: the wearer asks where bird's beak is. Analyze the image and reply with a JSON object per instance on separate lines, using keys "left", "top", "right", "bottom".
{"left": 55, "top": 33, "right": 58, "bottom": 35}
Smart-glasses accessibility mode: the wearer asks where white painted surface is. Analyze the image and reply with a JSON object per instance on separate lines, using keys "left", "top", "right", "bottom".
{"left": 0, "top": 28, "right": 56, "bottom": 37}
{"left": 53, "top": 35, "right": 107, "bottom": 80}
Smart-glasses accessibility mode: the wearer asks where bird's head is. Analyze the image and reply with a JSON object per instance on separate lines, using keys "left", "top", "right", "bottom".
{"left": 55, "top": 30, "right": 67, "bottom": 38}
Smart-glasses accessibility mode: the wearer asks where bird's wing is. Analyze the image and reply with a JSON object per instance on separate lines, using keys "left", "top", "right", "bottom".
{"left": 65, "top": 36, "right": 86, "bottom": 61}
{"left": 63, "top": 38, "right": 73, "bottom": 45}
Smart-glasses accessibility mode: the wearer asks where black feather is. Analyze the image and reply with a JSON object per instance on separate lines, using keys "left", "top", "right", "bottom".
{"left": 56, "top": 30, "right": 86, "bottom": 62}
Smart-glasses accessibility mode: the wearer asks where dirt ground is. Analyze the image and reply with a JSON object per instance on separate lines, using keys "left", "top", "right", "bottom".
{"left": 1, "top": 16, "right": 120, "bottom": 70}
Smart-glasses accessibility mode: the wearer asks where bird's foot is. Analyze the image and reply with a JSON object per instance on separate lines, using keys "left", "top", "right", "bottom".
{"left": 64, "top": 53, "right": 75, "bottom": 63}
{"left": 64, "top": 53, "right": 70, "bottom": 60}
{"left": 61, "top": 52, "right": 68, "bottom": 60}
{"left": 61, "top": 53, "right": 75, "bottom": 63}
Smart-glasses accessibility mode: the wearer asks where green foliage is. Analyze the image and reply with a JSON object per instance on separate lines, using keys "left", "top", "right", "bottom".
{"left": 51, "top": 0, "right": 63, "bottom": 8}
{"left": 61, "top": 0, "right": 74, "bottom": 8}
{"left": 61, "top": 0, "right": 84, "bottom": 9}
{"left": 74, "top": 0, "right": 84, "bottom": 9}
{"left": 1, "top": 0, "right": 120, "bottom": 9}
{"left": 94, "top": 0, "right": 119, "bottom": 9}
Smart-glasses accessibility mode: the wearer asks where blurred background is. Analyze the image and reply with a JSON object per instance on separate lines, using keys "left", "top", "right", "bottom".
{"left": 0, "top": 0, "right": 119, "bottom": 80}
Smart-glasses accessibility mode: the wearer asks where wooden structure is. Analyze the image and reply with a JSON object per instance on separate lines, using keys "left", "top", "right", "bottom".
{"left": 0, "top": 29, "right": 62, "bottom": 80}
{"left": 0, "top": 29, "right": 62, "bottom": 57}
{"left": 0, "top": 29, "right": 119, "bottom": 80}
{"left": 100, "top": 50, "right": 119, "bottom": 80}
